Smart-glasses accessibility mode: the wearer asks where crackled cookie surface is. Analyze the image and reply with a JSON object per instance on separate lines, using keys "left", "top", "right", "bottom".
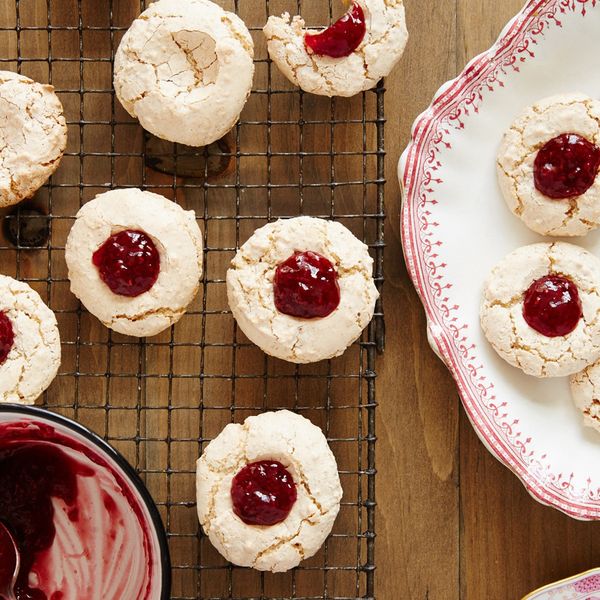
{"left": 0, "top": 275, "right": 61, "bottom": 404}
{"left": 196, "top": 410, "right": 342, "bottom": 572}
{"left": 570, "top": 360, "right": 600, "bottom": 434}
{"left": 226, "top": 216, "right": 379, "bottom": 363}
{"left": 114, "top": 0, "right": 254, "bottom": 147}
{"left": 65, "top": 188, "right": 203, "bottom": 337}
{"left": 480, "top": 242, "right": 600, "bottom": 378}
{"left": 0, "top": 71, "right": 67, "bottom": 208}
{"left": 497, "top": 93, "right": 600, "bottom": 236}
{"left": 264, "top": 0, "right": 408, "bottom": 97}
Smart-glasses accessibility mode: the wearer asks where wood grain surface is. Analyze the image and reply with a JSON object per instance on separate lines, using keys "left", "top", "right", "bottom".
{"left": 381, "top": 1, "right": 600, "bottom": 599}
{"left": 3, "top": 0, "right": 600, "bottom": 599}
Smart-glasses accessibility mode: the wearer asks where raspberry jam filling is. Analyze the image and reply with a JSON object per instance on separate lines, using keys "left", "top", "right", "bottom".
{"left": 231, "top": 461, "right": 297, "bottom": 526}
{"left": 274, "top": 251, "right": 340, "bottom": 319}
{"left": 534, "top": 133, "right": 600, "bottom": 199}
{"left": 305, "top": 3, "right": 366, "bottom": 58}
{"left": 0, "top": 311, "right": 14, "bottom": 366}
{"left": 522, "top": 275, "right": 582, "bottom": 337}
{"left": 92, "top": 229, "right": 160, "bottom": 297}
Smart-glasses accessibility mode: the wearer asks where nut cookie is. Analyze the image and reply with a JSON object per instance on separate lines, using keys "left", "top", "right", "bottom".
{"left": 0, "top": 275, "right": 61, "bottom": 404}
{"left": 114, "top": 0, "right": 254, "bottom": 147}
{"left": 480, "top": 242, "right": 600, "bottom": 378}
{"left": 264, "top": 0, "right": 408, "bottom": 97}
{"left": 497, "top": 93, "right": 600, "bottom": 236}
{"left": 65, "top": 189, "right": 203, "bottom": 338}
{"left": 226, "top": 216, "right": 379, "bottom": 364}
{"left": 570, "top": 360, "right": 600, "bottom": 435}
{"left": 0, "top": 71, "right": 67, "bottom": 207}
{"left": 196, "top": 410, "right": 342, "bottom": 572}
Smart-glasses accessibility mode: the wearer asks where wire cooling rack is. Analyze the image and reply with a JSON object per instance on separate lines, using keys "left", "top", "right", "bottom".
{"left": 0, "top": 0, "right": 384, "bottom": 598}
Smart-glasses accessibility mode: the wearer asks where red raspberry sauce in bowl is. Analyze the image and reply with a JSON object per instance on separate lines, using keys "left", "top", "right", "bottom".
{"left": 305, "top": 3, "right": 366, "bottom": 58}
{"left": 92, "top": 230, "right": 160, "bottom": 297}
{"left": 534, "top": 133, "right": 600, "bottom": 199}
{"left": 231, "top": 461, "right": 297, "bottom": 526}
{"left": 0, "top": 311, "right": 14, "bottom": 365}
{"left": 523, "top": 275, "right": 582, "bottom": 337}
{"left": 0, "top": 408, "right": 170, "bottom": 600}
{"left": 274, "top": 251, "right": 340, "bottom": 319}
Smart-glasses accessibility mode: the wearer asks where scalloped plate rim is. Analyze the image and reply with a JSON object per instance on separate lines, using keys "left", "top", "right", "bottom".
{"left": 398, "top": 0, "right": 600, "bottom": 521}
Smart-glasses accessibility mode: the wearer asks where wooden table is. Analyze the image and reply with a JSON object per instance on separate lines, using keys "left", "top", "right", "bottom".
{"left": 381, "top": 1, "right": 600, "bottom": 598}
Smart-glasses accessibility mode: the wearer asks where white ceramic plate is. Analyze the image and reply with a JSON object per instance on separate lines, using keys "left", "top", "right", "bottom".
{"left": 523, "top": 568, "right": 600, "bottom": 599}
{"left": 400, "top": 0, "right": 600, "bottom": 519}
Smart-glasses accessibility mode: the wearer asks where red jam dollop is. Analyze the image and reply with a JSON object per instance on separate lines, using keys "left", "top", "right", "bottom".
{"left": 231, "top": 461, "right": 297, "bottom": 526}
{"left": 534, "top": 133, "right": 600, "bottom": 199}
{"left": 274, "top": 251, "right": 340, "bottom": 319}
{"left": 305, "top": 3, "right": 366, "bottom": 58}
{"left": 523, "top": 275, "right": 582, "bottom": 337}
{"left": 0, "top": 312, "right": 14, "bottom": 366}
{"left": 92, "top": 229, "right": 160, "bottom": 297}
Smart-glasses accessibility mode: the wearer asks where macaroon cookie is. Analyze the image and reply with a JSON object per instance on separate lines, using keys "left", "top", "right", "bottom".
{"left": 114, "top": 0, "right": 254, "bottom": 147}
{"left": 226, "top": 216, "right": 379, "bottom": 363}
{"left": 0, "top": 275, "right": 61, "bottom": 404}
{"left": 480, "top": 242, "right": 600, "bottom": 378}
{"left": 571, "top": 360, "right": 600, "bottom": 435}
{"left": 0, "top": 71, "right": 67, "bottom": 207}
{"left": 264, "top": 0, "right": 408, "bottom": 97}
{"left": 65, "top": 188, "right": 203, "bottom": 337}
{"left": 196, "top": 410, "right": 342, "bottom": 572}
{"left": 497, "top": 93, "right": 600, "bottom": 236}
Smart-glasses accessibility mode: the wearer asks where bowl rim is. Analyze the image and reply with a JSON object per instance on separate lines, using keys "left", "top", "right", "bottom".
{"left": 0, "top": 403, "right": 172, "bottom": 600}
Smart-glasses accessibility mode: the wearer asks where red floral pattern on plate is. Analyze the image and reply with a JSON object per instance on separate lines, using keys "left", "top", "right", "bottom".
{"left": 401, "top": 0, "right": 600, "bottom": 520}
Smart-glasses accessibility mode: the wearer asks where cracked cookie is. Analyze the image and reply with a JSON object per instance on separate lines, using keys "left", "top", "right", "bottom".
{"left": 226, "top": 216, "right": 379, "bottom": 363}
{"left": 480, "top": 242, "right": 600, "bottom": 378}
{"left": 196, "top": 410, "right": 342, "bottom": 572}
{"left": 497, "top": 93, "right": 600, "bottom": 236}
{"left": 263, "top": 0, "right": 408, "bottom": 97}
{"left": 65, "top": 188, "right": 203, "bottom": 338}
{"left": 0, "top": 275, "right": 61, "bottom": 404}
{"left": 570, "top": 360, "right": 600, "bottom": 435}
{"left": 0, "top": 71, "right": 67, "bottom": 208}
{"left": 114, "top": 0, "right": 254, "bottom": 147}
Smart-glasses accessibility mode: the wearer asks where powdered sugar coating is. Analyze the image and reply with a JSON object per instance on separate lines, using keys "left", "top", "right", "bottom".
{"left": 263, "top": 0, "right": 408, "bottom": 97}
{"left": 0, "top": 275, "right": 61, "bottom": 404}
{"left": 65, "top": 188, "right": 203, "bottom": 338}
{"left": 114, "top": 0, "right": 254, "bottom": 147}
{"left": 0, "top": 71, "right": 67, "bottom": 207}
{"left": 226, "top": 216, "right": 379, "bottom": 364}
{"left": 196, "top": 410, "right": 342, "bottom": 572}
{"left": 480, "top": 242, "right": 600, "bottom": 377}
{"left": 497, "top": 93, "right": 600, "bottom": 236}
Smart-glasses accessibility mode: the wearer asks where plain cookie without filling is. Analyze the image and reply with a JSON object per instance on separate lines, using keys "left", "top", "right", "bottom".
{"left": 114, "top": 0, "right": 254, "bottom": 147}
{"left": 0, "top": 71, "right": 67, "bottom": 208}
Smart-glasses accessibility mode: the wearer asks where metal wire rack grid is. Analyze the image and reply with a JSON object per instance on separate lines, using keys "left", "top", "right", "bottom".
{"left": 0, "top": 0, "right": 384, "bottom": 598}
